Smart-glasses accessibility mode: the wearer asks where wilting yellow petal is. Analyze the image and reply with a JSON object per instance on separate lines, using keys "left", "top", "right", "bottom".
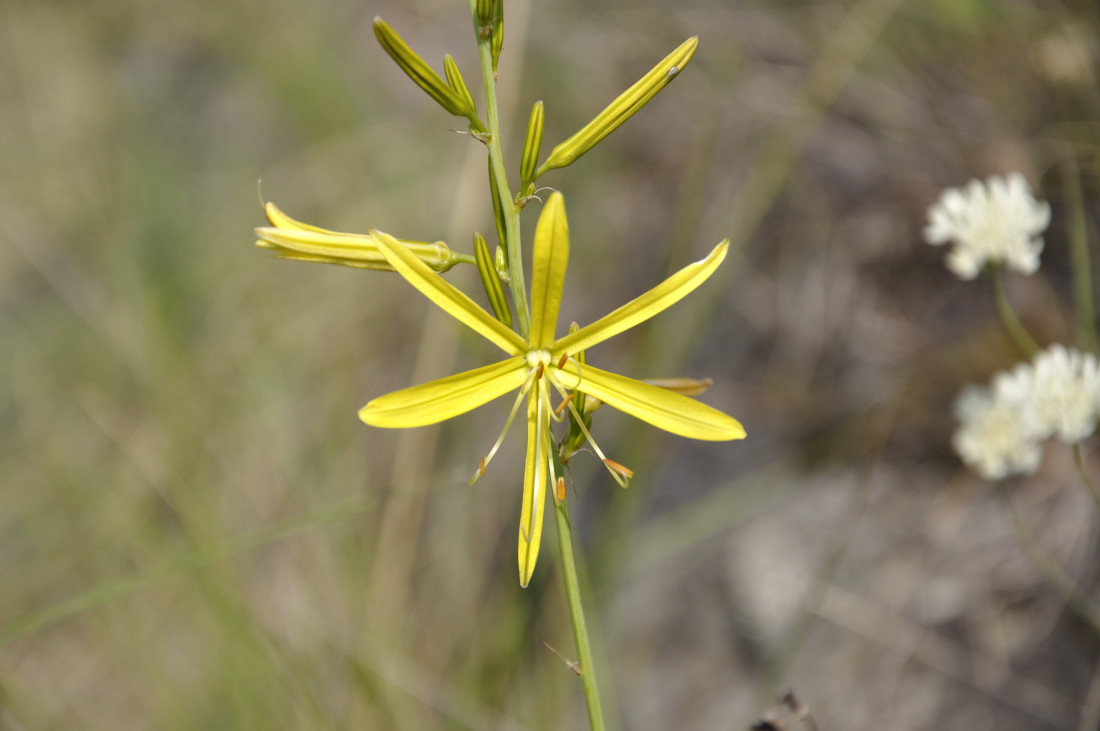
{"left": 255, "top": 226, "right": 459, "bottom": 272}
{"left": 518, "top": 384, "right": 549, "bottom": 587}
{"left": 561, "top": 362, "right": 745, "bottom": 441}
{"left": 263, "top": 202, "right": 336, "bottom": 233}
{"left": 372, "top": 229, "right": 527, "bottom": 356}
{"left": 529, "top": 192, "right": 569, "bottom": 350}
{"left": 553, "top": 240, "right": 728, "bottom": 358}
{"left": 359, "top": 358, "right": 526, "bottom": 428}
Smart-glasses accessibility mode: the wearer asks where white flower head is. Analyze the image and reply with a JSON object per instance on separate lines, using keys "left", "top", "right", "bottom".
{"left": 952, "top": 372, "right": 1042, "bottom": 481}
{"left": 924, "top": 173, "right": 1051, "bottom": 279}
{"left": 1030, "top": 344, "right": 1100, "bottom": 443}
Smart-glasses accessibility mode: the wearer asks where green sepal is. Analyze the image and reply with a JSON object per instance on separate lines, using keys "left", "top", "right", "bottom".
{"left": 535, "top": 36, "right": 698, "bottom": 177}
{"left": 474, "top": 232, "right": 512, "bottom": 328}
{"left": 373, "top": 17, "right": 475, "bottom": 118}
{"left": 520, "top": 101, "right": 544, "bottom": 196}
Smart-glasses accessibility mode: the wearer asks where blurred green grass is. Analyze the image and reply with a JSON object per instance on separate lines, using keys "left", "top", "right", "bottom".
{"left": 3, "top": 0, "right": 1100, "bottom": 729}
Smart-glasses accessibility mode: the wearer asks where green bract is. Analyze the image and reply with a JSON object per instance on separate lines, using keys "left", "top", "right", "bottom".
{"left": 358, "top": 192, "right": 744, "bottom": 587}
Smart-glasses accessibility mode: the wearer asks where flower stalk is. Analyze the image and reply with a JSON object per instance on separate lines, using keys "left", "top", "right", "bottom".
{"left": 554, "top": 493, "right": 607, "bottom": 731}
{"left": 469, "top": 0, "right": 531, "bottom": 338}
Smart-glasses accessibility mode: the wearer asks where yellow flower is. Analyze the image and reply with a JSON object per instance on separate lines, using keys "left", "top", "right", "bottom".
{"left": 360, "top": 192, "right": 745, "bottom": 586}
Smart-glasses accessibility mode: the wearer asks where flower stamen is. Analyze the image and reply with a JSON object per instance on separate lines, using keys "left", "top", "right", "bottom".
{"left": 469, "top": 374, "right": 533, "bottom": 486}
{"left": 555, "top": 392, "right": 575, "bottom": 416}
{"left": 548, "top": 377, "right": 631, "bottom": 488}
{"left": 602, "top": 458, "right": 635, "bottom": 480}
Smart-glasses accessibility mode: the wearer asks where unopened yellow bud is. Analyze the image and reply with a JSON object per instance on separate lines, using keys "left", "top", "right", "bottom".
{"left": 520, "top": 101, "right": 544, "bottom": 195}
{"left": 536, "top": 37, "right": 698, "bottom": 177}
{"left": 474, "top": 232, "right": 512, "bottom": 327}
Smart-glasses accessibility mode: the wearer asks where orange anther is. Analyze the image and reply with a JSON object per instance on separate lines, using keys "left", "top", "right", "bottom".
{"left": 555, "top": 476, "right": 567, "bottom": 502}
{"left": 555, "top": 392, "right": 575, "bottom": 415}
{"left": 602, "top": 459, "right": 635, "bottom": 479}
{"left": 478, "top": 457, "right": 486, "bottom": 477}
{"left": 535, "top": 363, "right": 544, "bottom": 379}
{"left": 557, "top": 354, "right": 569, "bottom": 369}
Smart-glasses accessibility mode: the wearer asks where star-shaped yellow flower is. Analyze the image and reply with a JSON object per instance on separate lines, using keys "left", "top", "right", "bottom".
{"left": 360, "top": 192, "right": 745, "bottom": 586}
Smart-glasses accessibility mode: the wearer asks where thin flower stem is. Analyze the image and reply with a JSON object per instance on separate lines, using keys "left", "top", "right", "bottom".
{"left": 553, "top": 496, "right": 607, "bottom": 731}
{"left": 469, "top": 0, "right": 531, "bottom": 339}
{"left": 991, "top": 267, "right": 1039, "bottom": 358}
{"left": 1072, "top": 443, "right": 1100, "bottom": 515}
{"left": 1064, "top": 159, "right": 1098, "bottom": 356}
{"left": 996, "top": 483, "right": 1100, "bottom": 636}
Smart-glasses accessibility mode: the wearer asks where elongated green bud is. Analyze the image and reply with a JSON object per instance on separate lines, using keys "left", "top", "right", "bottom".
{"left": 535, "top": 36, "right": 698, "bottom": 178}
{"left": 443, "top": 54, "right": 487, "bottom": 133}
{"left": 487, "top": 158, "right": 508, "bottom": 250}
{"left": 490, "top": 2, "right": 503, "bottom": 75}
{"left": 374, "top": 17, "right": 475, "bottom": 118}
{"left": 520, "top": 101, "right": 544, "bottom": 196}
{"left": 475, "top": 0, "right": 495, "bottom": 36}
{"left": 474, "top": 233, "right": 512, "bottom": 327}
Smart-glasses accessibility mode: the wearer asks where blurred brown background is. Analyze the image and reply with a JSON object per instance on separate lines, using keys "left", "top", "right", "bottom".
{"left": 3, "top": 0, "right": 1100, "bottom": 729}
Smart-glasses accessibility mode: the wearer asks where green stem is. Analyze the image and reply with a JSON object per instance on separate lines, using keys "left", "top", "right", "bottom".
{"left": 991, "top": 266, "right": 1039, "bottom": 357}
{"left": 469, "top": 1, "right": 531, "bottom": 339}
{"left": 553, "top": 497, "right": 606, "bottom": 731}
{"left": 997, "top": 483, "right": 1100, "bottom": 636}
{"left": 1064, "top": 159, "right": 1098, "bottom": 355}
{"left": 1073, "top": 443, "right": 1100, "bottom": 515}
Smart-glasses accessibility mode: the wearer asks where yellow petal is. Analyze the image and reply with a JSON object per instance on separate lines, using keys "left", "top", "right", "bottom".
{"left": 561, "top": 362, "right": 745, "bottom": 441}
{"left": 359, "top": 358, "right": 526, "bottom": 428}
{"left": 372, "top": 229, "right": 527, "bottom": 356}
{"left": 518, "top": 384, "right": 549, "bottom": 587}
{"left": 553, "top": 240, "right": 728, "bottom": 357}
{"left": 529, "top": 192, "right": 569, "bottom": 349}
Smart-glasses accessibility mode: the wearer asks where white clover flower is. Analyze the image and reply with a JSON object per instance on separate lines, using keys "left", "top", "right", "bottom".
{"left": 1030, "top": 344, "right": 1100, "bottom": 443}
{"left": 953, "top": 374, "right": 1042, "bottom": 481}
{"left": 924, "top": 173, "right": 1051, "bottom": 279}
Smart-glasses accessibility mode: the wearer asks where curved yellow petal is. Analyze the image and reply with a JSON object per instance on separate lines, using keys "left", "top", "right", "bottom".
{"left": 263, "top": 202, "right": 338, "bottom": 233}
{"left": 518, "top": 383, "right": 549, "bottom": 587}
{"left": 562, "top": 362, "right": 745, "bottom": 441}
{"left": 372, "top": 229, "right": 527, "bottom": 356}
{"left": 359, "top": 358, "right": 526, "bottom": 428}
{"left": 553, "top": 240, "right": 728, "bottom": 357}
{"left": 529, "top": 192, "right": 569, "bottom": 349}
